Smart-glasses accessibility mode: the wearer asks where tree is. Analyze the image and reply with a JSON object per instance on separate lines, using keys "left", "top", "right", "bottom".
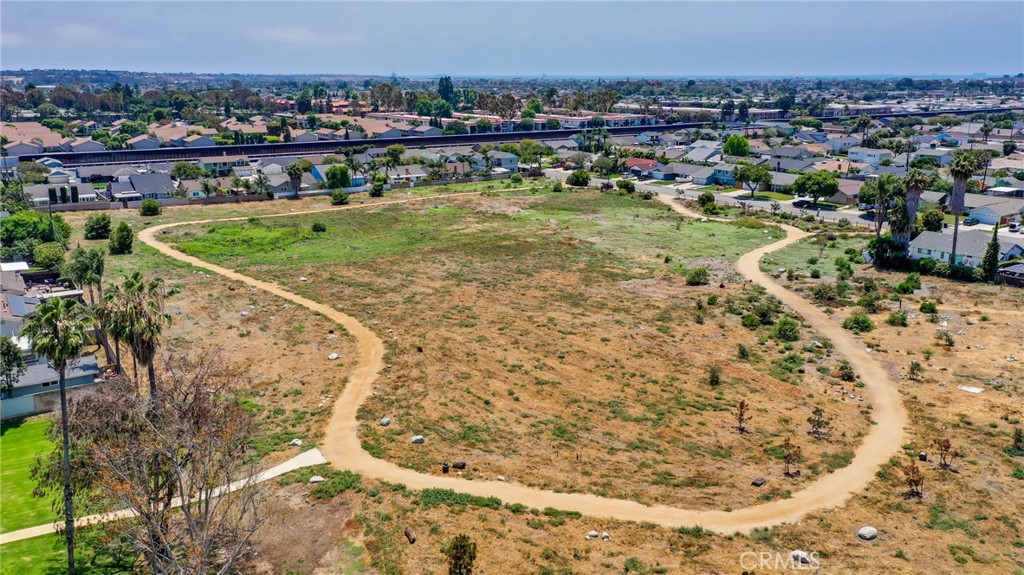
{"left": 0, "top": 210, "right": 72, "bottom": 247}
{"left": 370, "top": 173, "right": 387, "bottom": 197}
{"left": 735, "top": 399, "right": 751, "bottom": 433}
{"left": 139, "top": 198, "right": 161, "bottom": 216}
{"left": 475, "top": 119, "right": 493, "bottom": 133}
{"left": 734, "top": 162, "right": 772, "bottom": 198}
{"left": 1003, "top": 141, "right": 1017, "bottom": 156}
{"left": 83, "top": 213, "right": 111, "bottom": 239}
{"left": 108, "top": 221, "right": 134, "bottom": 255}
{"left": 114, "top": 272, "right": 172, "bottom": 403}
{"left": 898, "top": 169, "right": 931, "bottom": 248}
{"left": 853, "top": 114, "right": 873, "bottom": 144}
{"left": 170, "top": 161, "right": 206, "bottom": 180}
{"left": 698, "top": 190, "right": 716, "bottom": 208}
{"left": 981, "top": 225, "right": 1001, "bottom": 282}
{"left": 948, "top": 152, "right": 981, "bottom": 265}
{"left": 908, "top": 360, "right": 924, "bottom": 380}
{"left": 33, "top": 242, "right": 66, "bottom": 270}
{"left": 437, "top": 76, "right": 456, "bottom": 105}
{"left": 920, "top": 208, "right": 944, "bottom": 232}
{"left": 616, "top": 179, "right": 635, "bottom": 193}
{"left": 934, "top": 438, "right": 959, "bottom": 470}
{"left": 444, "top": 120, "right": 468, "bottom": 135}
{"left": 386, "top": 144, "right": 406, "bottom": 167}
{"left": 325, "top": 164, "right": 351, "bottom": 189}
{"left": 566, "top": 170, "right": 590, "bottom": 187}
{"left": 723, "top": 134, "right": 749, "bottom": 157}
{"left": 286, "top": 163, "right": 304, "bottom": 198}
{"left": 331, "top": 189, "right": 350, "bottom": 205}
{"left": 0, "top": 335, "right": 26, "bottom": 399}
{"left": 807, "top": 407, "right": 834, "bottom": 439}
{"left": 63, "top": 247, "right": 114, "bottom": 364}
{"left": 21, "top": 297, "right": 94, "bottom": 575}
{"left": 902, "top": 463, "right": 924, "bottom": 498}
{"left": 442, "top": 534, "right": 477, "bottom": 575}
{"left": 771, "top": 316, "right": 801, "bottom": 342}
{"left": 860, "top": 174, "right": 901, "bottom": 238}
{"left": 792, "top": 170, "right": 839, "bottom": 207}
{"left": 782, "top": 438, "right": 802, "bottom": 477}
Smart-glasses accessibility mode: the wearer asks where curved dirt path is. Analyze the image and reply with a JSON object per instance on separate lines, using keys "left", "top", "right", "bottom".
{"left": 134, "top": 191, "right": 907, "bottom": 533}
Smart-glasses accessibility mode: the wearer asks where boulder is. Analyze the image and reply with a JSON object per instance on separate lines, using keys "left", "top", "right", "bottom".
{"left": 585, "top": 530, "right": 599, "bottom": 540}
{"left": 299, "top": 277, "right": 308, "bottom": 282}
{"left": 240, "top": 311, "right": 249, "bottom": 317}
{"left": 751, "top": 477, "right": 767, "bottom": 487}
{"left": 857, "top": 526, "right": 878, "bottom": 541}
{"left": 289, "top": 438, "right": 303, "bottom": 446}
{"left": 328, "top": 352, "right": 340, "bottom": 360}
{"left": 496, "top": 475, "right": 506, "bottom": 482}
{"left": 790, "top": 550, "right": 812, "bottom": 565}
{"left": 410, "top": 435, "right": 425, "bottom": 444}
{"left": 379, "top": 417, "right": 392, "bottom": 427}
{"left": 601, "top": 532, "right": 610, "bottom": 541}
{"left": 308, "top": 475, "right": 325, "bottom": 484}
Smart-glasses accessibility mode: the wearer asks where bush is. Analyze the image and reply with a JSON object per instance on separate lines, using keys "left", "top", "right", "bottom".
{"left": 330, "top": 190, "right": 350, "bottom": 205}
{"left": 707, "top": 364, "right": 722, "bottom": 386}
{"left": 32, "top": 242, "right": 65, "bottom": 270}
{"left": 311, "top": 222, "right": 326, "bottom": 233}
{"left": 948, "top": 264, "right": 982, "bottom": 282}
{"left": 510, "top": 173, "right": 524, "bottom": 184}
{"left": 741, "top": 315, "right": 760, "bottom": 330}
{"left": 551, "top": 181, "right": 564, "bottom": 193}
{"left": 916, "top": 258, "right": 938, "bottom": 275}
{"left": 919, "top": 301, "right": 938, "bottom": 314}
{"left": 842, "top": 313, "right": 875, "bottom": 333}
{"left": 886, "top": 310, "right": 909, "bottom": 327}
{"left": 108, "top": 221, "right": 134, "bottom": 255}
{"left": 83, "top": 213, "right": 111, "bottom": 239}
{"left": 698, "top": 190, "right": 715, "bottom": 208}
{"left": 616, "top": 179, "right": 635, "bottom": 193}
{"left": 812, "top": 282, "right": 839, "bottom": 304}
{"left": 566, "top": 170, "right": 590, "bottom": 187}
{"left": 636, "top": 190, "right": 655, "bottom": 200}
{"left": 771, "top": 316, "right": 801, "bottom": 342}
{"left": 369, "top": 173, "right": 386, "bottom": 197}
{"left": 685, "top": 267, "right": 710, "bottom": 286}
{"left": 139, "top": 198, "right": 161, "bottom": 216}
{"left": 810, "top": 268, "right": 821, "bottom": 279}
{"left": 856, "top": 291, "right": 884, "bottom": 313}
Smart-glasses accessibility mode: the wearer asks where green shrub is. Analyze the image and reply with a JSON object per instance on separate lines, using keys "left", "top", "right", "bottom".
{"left": 886, "top": 310, "right": 909, "bottom": 327}
{"left": 916, "top": 258, "right": 938, "bottom": 275}
{"left": 635, "top": 190, "right": 655, "bottom": 200}
{"left": 919, "top": 301, "right": 938, "bottom": 314}
{"left": 551, "top": 181, "right": 564, "bottom": 193}
{"left": 311, "top": 222, "right": 326, "bottom": 233}
{"left": 741, "top": 315, "right": 760, "bottom": 330}
{"left": 842, "top": 313, "right": 875, "bottom": 333}
{"left": 330, "top": 189, "right": 350, "bottom": 205}
{"left": 810, "top": 268, "right": 821, "bottom": 279}
{"left": 510, "top": 173, "right": 524, "bottom": 184}
{"left": 566, "top": 170, "right": 590, "bottom": 187}
{"left": 139, "top": 198, "right": 161, "bottom": 216}
{"left": 771, "top": 316, "right": 801, "bottom": 342}
{"left": 685, "top": 267, "right": 711, "bottom": 286}
{"left": 707, "top": 364, "right": 722, "bottom": 386}
{"left": 83, "top": 213, "right": 111, "bottom": 239}
{"left": 616, "top": 179, "right": 635, "bottom": 193}
{"left": 108, "top": 221, "right": 134, "bottom": 255}
{"left": 32, "top": 242, "right": 65, "bottom": 270}
{"left": 698, "top": 190, "right": 715, "bottom": 207}
{"left": 311, "top": 470, "right": 361, "bottom": 499}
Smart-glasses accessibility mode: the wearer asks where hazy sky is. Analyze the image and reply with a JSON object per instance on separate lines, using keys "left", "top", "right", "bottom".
{"left": 2, "top": 1, "right": 1022, "bottom": 77}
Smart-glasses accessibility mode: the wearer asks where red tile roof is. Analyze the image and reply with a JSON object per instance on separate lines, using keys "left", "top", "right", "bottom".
{"left": 625, "top": 158, "right": 658, "bottom": 170}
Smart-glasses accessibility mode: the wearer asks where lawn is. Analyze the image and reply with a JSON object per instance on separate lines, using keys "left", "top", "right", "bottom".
{"left": 0, "top": 531, "right": 134, "bottom": 575}
{"left": 728, "top": 191, "right": 795, "bottom": 202}
{"left": 1, "top": 417, "right": 57, "bottom": 534}
{"left": 759, "top": 233, "right": 871, "bottom": 278}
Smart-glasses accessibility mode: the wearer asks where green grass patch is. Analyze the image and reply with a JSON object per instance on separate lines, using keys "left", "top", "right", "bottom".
{"left": 417, "top": 488, "right": 502, "bottom": 510}
{"left": 760, "top": 234, "right": 868, "bottom": 278}
{"left": 1, "top": 417, "right": 57, "bottom": 534}
{"left": 0, "top": 531, "right": 134, "bottom": 575}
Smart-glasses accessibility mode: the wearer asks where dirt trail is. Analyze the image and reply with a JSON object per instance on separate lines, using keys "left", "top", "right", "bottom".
{"left": 134, "top": 191, "right": 907, "bottom": 533}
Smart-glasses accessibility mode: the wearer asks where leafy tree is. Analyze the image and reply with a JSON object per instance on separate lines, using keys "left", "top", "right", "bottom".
{"left": 83, "top": 213, "right": 111, "bottom": 239}
{"left": 139, "top": 198, "right": 161, "bottom": 216}
{"left": 370, "top": 173, "right": 387, "bottom": 197}
{"left": 286, "top": 163, "right": 304, "bottom": 198}
{"left": 566, "top": 170, "right": 590, "bottom": 187}
{"left": 108, "top": 221, "right": 134, "bottom": 255}
{"left": 444, "top": 120, "right": 468, "bottom": 135}
{"left": 686, "top": 267, "right": 710, "bottom": 286}
{"left": 948, "top": 152, "right": 981, "bottom": 265}
{"left": 698, "top": 190, "right": 715, "bottom": 208}
{"left": 616, "top": 179, "right": 635, "bottom": 193}
{"left": 771, "top": 316, "right": 801, "bottom": 342}
{"left": 386, "top": 144, "right": 406, "bottom": 166}
{"left": 792, "top": 170, "right": 839, "bottom": 207}
{"left": 475, "top": 119, "right": 493, "bottom": 133}
{"left": 981, "top": 226, "right": 1001, "bottom": 282}
{"left": 1, "top": 180, "right": 32, "bottom": 213}
{"left": 898, "top": 169, "right": 931, "bottom": 247}
{"left": 437, "top": 76, "right": 456, "bottom": 105}
{"left": 807, "top": 407, "right": 834, "bottom": 439}
{"left": 331, "top": 190, "right": 350, "bottom": 205}
{"left": 1003, "top": 141, "right": 1017, "bottom": 156}
{"left": 782, "top": 438, "right": 802, "bottom": 477}
{"left": 32, "top": 242, "right": 65, "bottom": 270}
{"left": 920, "top": 208, "right": 944, "bottom": 232}
{"left": 0, "top": 335, "right": 26, "bottom": 399}
{"left": 723, "top": 134, "right": 749, "bottom": 157}
{"left": 170, "top": 161, "right": 206, "bottom": 180}
{"left": 325, "top": 164, "right": 351, "bottom": 189}
{"left": 734, "top": 162, "right": 772, "bottom": 198}
{"left": 21, "top": 297, "right": 95, "bottom": 575}
{"left": 442, "top": 534, "right": 477, "bottom": 575}
{"left": 545, "top": 118, "right": 561, "bottom": 130}
{"left": 1, "top": 210, "right": 71, "bottom": 247}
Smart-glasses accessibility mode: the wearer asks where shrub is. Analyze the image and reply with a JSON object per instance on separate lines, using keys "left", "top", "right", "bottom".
{"left": 737, "top": 343, "right": 751, "bottom": 360}
{"left": 510, "top": 173, "right": 524, "bottom": 184}
{"left": 856, "top": 291, "right": 884, "bottom": 313}
{"left": 707, "top": 364, "right": 722, "bottom": 386}
{"left": 311, "top": 222, "right": 326, "bottom": 233}
{"left": 550, "top": 181, "right": 564, "bottom": 193}
{"left": 32, "top": 242, "right": 65, "bottom": 270}
{"left": 810, "top": 268, "right": 821, "bottom": 279}
{"left": 685, "top": 267, "right": 710, "bottom": 286}
{"left": 83, "top": 213, "right": 111, "bottom": 239}
{"left": 566, "top": 170, "right": 591, "bottom": 187}
{"left": 369, "top": 173, "right": 386, "bottom": 197}
{"left": 919, "top": 301, "right": 938, "bottom": 314}
{"left": 948, "top": 264, "right": 983, "bottom": 282}
{"left": 139, "top": 198, "right": 161, "bottom": 216}
{"left": 636, "top": 190, "right": 655, "bottom": 200}
{"left": 108, "top": 221, "right": 134, "bottom": 255}
{"left": 330, "top": 189, "right": 350, "bottom": 205}
{"left": 916, "top": 258, "right": 938, "bottom": 275}
{"left": 838, "top": 360, "right": 856, "bottom": 382}
{"left": 886, "top": 310, "right": 909, "bottom": 327}
{"left": 741, "top": 315, "right": 760, "bottom": 330}
{"left": 842, "top": 313, "right": 875, "bottom": 333}
{"left": 616, "top": 179, "right": 635, "bottom": 193}
{"left": 698, "top": 190, "right": 715, "bottom": 208}
{"left": 811, "top": 282, "right": 839, "bottom": 304}
{"left": 771, "top": 316, "right": 801, "bottom": 342}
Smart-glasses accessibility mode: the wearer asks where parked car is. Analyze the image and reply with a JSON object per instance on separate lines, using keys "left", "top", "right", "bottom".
{"left": 858, "top": 203, "right": 875, "bottom": 211}
{"left": 675, "top": 175, "right": 693, "bottom": 183}
{"left": 1008, "top": 222, "right": 1020, "bottom": 233}
{"left": 963, "top": 217, "right": 980, "bottom": 226}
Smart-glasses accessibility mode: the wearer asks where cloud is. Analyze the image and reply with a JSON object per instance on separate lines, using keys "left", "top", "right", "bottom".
{"left": 0, "top": 32, "right": 28, "bottom": 48}
{"left": 52, "top": 23, "right": 110, "bottom": 43}
{"left": 247, "top": 26, "right": 362, "bottom": 47}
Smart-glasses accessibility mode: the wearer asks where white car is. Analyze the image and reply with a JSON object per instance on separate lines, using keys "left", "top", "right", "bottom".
{"left": 1009, "top": 222, "right": 1020, "bottom": 233}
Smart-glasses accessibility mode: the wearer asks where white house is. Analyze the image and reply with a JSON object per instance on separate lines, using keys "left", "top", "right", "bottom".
{"left": 908, "top": 230, "right": 1024, "bottom": 267}
{"left": 848, "top": 147, "right": 894, "bottom": 167}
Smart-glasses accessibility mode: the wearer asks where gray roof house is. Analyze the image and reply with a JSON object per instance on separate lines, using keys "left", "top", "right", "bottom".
{"left": 128, "top": 173, "right": 177, "bottom": 199}
{"left": 908, "top": 230, "right": 1024, "bottom": 267}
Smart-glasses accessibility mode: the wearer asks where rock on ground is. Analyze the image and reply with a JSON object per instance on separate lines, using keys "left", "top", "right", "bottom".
{"left": 857, "top": 526, "right": 878, "bottom": 540}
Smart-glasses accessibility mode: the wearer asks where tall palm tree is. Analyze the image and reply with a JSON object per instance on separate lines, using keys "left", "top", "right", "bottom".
{"left": 872, "top": 174, "right": 902, "bottom": 238}
{"left": 251, "top": 173, "right": 269, "bottom": 196}
{"left": 21, "top": 297, "right": 94, "bottom": 575}
{"left": 896, "top": 169, "right": 932, "bottom": 249}
{"left": 344, "top": 155, "right": 363, "bottom": 181}
{"left": 947, "top": 152, "right": 981, "bottom": 266}
{"left": 99, "top": 282, "right": 130, "bottom": 376}
{"left": 63, "top": 247, "right": 114, "bottom": 365}
{"left": 104, "top": 272, "right": 172, "bottom": 403}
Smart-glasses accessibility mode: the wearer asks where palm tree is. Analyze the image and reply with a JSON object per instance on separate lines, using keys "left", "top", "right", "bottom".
{"left": 98, "top": 283, "right": 130, "bottom": 376}
{"left": 897, "top": 169, "right": 932, "bottom": 250}
{"left": 872, "top": 174, "right": 902, "bottom": 238}
{"left": 62, "top": 247, "right": 114, "bottom": 366}
{"left": 344, "top": 155, "right": 363, "bottom": 181}
{"left": 251, "top": 173, "right": 269, "bottom": 196}
{"left": 286, "top": 163, "right": 304, "bottom": 198}
{"left": 948, "top": 152, "right": 981, "bottom": 265}
{"left": 104, "top": 273, "right": 172, "bottom": 402}
{"left": 21, "top": 297, "right": 94, "bottom": 575}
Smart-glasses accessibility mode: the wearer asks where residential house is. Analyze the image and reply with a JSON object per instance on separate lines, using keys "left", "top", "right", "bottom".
{"left": 266, "top": 174, "right": 297, "bottom": 199}
{"left": 965, "top": 196, "right": 1024, "bottom": 226}
{"left": 624, "top": 157, "right": 659, "bottom": 178}
{"left": 4, "top": 140, "right": 45, "bottom": 157}
{"left": 45, "top": 168, "right": 73, "bottom": 184}
{"left": 289, "top": 129, "right": 318, "bottom": 143}
{"left": 544, "top": 139, "right": 579, "bottom": 153}
{"left": 486, "top": 150, "right": 519, "bottom": 172}
{"left": 410, "top": 125, "right": 444, "bottom": 137}
{"left": 825, "top": 179, "right": 865, "bottom": 206}
{"left": 60, "top": 138, "right": 105, "bottom": 153}
{"left": 826, "top": 136, "right": 860, "bottom": 153}
{"left": 684, "top": 147, "right": 722, "bottom": 163}
{"left": 199, "top": 155, "right": 250, "bottom": 177}
{"left": 23, "top": 184, "right": 100, "bottom": 206}
{"left": 385, "top": 165, "right": 427, "bottom": 184}
{"left": 690, "top": 166, "right": 718, "bottom": 186}
{"left": 848, "top": 147, "right": 894, "bottom": 167}
{"left": 687, "top": 139, "right": 722, "bottom": 152}
{"left": 650, "top": 163, "right": 703, "bottom": 181}
{"left": 911, "top": 148, "right": 955, "bottom": 166}
{"left": 766, "top": 158, "right": 817, "bottom": 173}
{"left": 908, "top": 230, "right": 1024, "bottom": 267}
{"left": 128, "top": 173, "right": 177, "bottom": 200}
{"left": 127, "top": 135, "right": 161, "bottom": 150}
{"left": 769, "top": 172, "right": 799, "bottom": 192}
{"left": 769, "top": 146, "right": 815, "bottom": 160}
{"left": 177, "top": 134, "right": 216, "bottom": 148}
{"left": 710, "top": 162, "right": 738, "bottom": 186}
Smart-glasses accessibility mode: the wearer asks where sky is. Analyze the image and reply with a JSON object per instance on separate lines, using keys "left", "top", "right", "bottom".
{"left": 1, "top": 1, "right": 1022, "bottom": 78}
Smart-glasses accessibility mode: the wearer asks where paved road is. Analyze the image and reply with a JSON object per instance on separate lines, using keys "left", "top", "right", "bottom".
{"left": 126, "top": 188, "right": 909, "bottom": 534}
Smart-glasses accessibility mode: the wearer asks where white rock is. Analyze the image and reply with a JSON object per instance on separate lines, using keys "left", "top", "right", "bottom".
{"left": 240, "top": 311, "right": 249, "bottom": 317}
{"left": 380, "top": 417, "right": 392, "bottom": 427}
{"left": 328, "top": 353, "right": 340, "bottom": 360}
{"left": 289, "top": 438, "right": 303, "bottom": 446}
{"left": 857, "top": 526, "right": 878, "bottom": 541}
{"left": 790, "top": 550, "right": 812, "bottom": 564}
{"left": 299, "top": 277, "right": 308, "bottom": 282}
{"left": 601, "top": 532, "right": 610, "bottom": 541}
{"left": 410, "top": 435, "right": 425, "bottom": 444}
{"left": 496, "top": 475, "right": 506, "bottom": 482}
{"left": 308, "top": 475, "right": 325, "bottom": 484}
{"left": 585, "top": 530, "right": 599, "bottom": 540}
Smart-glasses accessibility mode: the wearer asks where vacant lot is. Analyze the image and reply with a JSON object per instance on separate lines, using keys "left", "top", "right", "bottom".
{"left": 162, "top": 190, "right": 870, "bottom": 509}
